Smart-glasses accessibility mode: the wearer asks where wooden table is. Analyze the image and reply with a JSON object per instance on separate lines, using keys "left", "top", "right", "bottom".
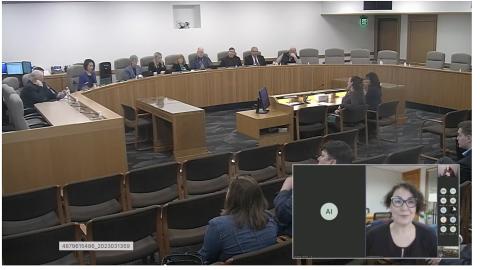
{"left": 135, "top": 97, "right": 208, "bottom": 161}
{"left": 35, "top": 101, "right": 92, "bottom": 126}
{"left": 331, "top": 77, "right": 406, "bottom": 123}
{"left": 236, "top": 99, "right": 294, "bottom": 146}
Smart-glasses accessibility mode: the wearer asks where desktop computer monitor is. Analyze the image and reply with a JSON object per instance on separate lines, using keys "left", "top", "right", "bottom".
{"left": 257, "top": 87, "right": 270, "bottom": 113}
{"left": 293, "top": 164, "right": 461, "bottom": 259}
{"left": 6, "top": 62, "right": 23, "bottom": 75}
{"left": 2, "top": 62, "right": 6, "bottom": 74}
{"left": 22, "top": 61, "right": 32, "bottom": 74}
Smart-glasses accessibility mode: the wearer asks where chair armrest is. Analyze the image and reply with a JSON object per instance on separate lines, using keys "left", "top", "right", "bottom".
{"left": 137, "top": 113, "right": 151, "bottom": 118}
{"left": 277, "top": 235, "right": 291, "bottom": 242}
{"left": 422, "top": 118, "right": 443, "bottom": 124}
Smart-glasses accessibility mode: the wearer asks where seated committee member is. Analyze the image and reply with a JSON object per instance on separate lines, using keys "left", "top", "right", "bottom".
{"left": 274, "top": 140, "right": 354, "bottom": 236}
{"left": 124, "top": 55, "right": 143, "bottom": 80}
{"left": 190, "top": 47, "right": 213, "bottom": 70}
{"left": 20, "top": 70, "right": 67, "bottom": 109}
{"left": 198, "top": 176, "right": 277, "bottom": 264}
{"left": 363, "top": 72, "right": 382, "bottom": 110}
{"left": 78, "top": 58, "right": 97, "bottom": 91}
{"left": 456, "top": 121, "right": 471, "bottom": 183}
{"left": 220, "top": 47, "right": 242, "bottom": 68}
{"left": 274, "top": 47, "right": 301, "bottom": 65}
{"left": 366, "top": 183, "right": 437, "bottom": 258}
{"left": 244, "top": 47, "right": 266, "bottom": 66}
{"left": 148, "top": 52, "right": 166, "bottom": 74}
{"left": 172, "top": 55, "right": 191, "bottom": 72}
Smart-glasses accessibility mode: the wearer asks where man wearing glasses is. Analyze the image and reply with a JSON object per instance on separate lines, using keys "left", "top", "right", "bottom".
{"left": 244, "top": 47, "right": 266, "bottom": 66}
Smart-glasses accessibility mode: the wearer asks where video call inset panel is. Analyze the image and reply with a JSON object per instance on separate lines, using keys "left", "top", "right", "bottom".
{"left": 293, "top": 164, "right": 460, "bottom": 259}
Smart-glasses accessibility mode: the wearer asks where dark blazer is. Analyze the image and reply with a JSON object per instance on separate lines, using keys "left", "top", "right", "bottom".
{"left": 458, "top": 149, "right": 471, "bottom": 183}
{"left": 220, "top": 56, "right": 242, "bottom": 67}
{"left": 172, "top": 63, "right": 190, "bottom": 72}
{"left": 148, "top": 61, "right": 166, "bottom": 74}
{"left": 244, "top": 55, "right": 266, "bottom": 66}
{"left": 365, "top": 85, "right": 382, "bottom": 110}
{"left": 273, "top": 190, "right": 292, "bottom": 236}
{"left": 20, "top": 81, "right": 57, "bottom": 109}
{"left": 340, "top": 89, "right": 366, "bottom": 110}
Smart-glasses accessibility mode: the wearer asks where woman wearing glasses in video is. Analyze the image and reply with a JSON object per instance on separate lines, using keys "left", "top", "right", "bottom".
{"left": 366, "top": 183, "right": 437, "bottom": 258}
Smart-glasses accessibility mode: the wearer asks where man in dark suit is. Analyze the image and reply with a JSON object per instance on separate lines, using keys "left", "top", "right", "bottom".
{"left": 20, "top": 70, "right": 66, "bottom": 109}
{"left": 456, "top": 121, "right": 471, "bottom": 183}
{"left": 244, "top": 47, "right": 266, "bottom": 66}
{"left": 219, "top": 47, "right": 242, "bottom": 67}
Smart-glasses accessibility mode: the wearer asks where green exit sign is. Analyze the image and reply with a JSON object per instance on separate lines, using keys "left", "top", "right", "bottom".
{"left": 360, "top": 15, "right": 368, "bottom": 27}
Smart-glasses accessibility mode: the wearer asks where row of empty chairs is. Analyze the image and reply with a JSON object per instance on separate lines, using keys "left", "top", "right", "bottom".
{"left": 425, "top": 51, "right": 471, "bottom": 71}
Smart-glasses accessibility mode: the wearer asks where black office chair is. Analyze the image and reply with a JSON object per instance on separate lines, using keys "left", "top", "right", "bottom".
{"left": 235, "top": 145, "right": 281, "bottom": 183}
{"left": 161, "top": 191, "right": 226, "bottom": 255}
{"left": 384, "top": 145, "right": 424, "bottom": 164}
{"left": 352, "top": 154, "right": 386, "bottom": 164}
{"left": 322, "top": 129, "right": 359, "bottom": 159}
{"left": 338, "top": 104, "right": 369, "bottom": 145}
{"left": 282, "top": 136, "right": 323, "bottom": 175}
{"left": 2, "top": 223, "right": 84, "bottom": 265}
{"left": 86, "top": 206, "right": 162, "bottom": 264}
{"left": 63, "top": 175, "right": 125, "bottom": 223}
{"left": 224, "top": 240, "right": 297, "bottom": 265}
{"left": 125, "top": 162, "right": 181, "bottom": 209}
{"left": 3, "top": 186, "right": 64, "bottom": 236}
{"left": 182, "top": 152, "right": 233, "bottom": 197}
{"left": 296, "top": 106, "right": 328, "bottom": 139}
{"left": 121, "top": 104, "right": 153, "bottom": 150}
{"left": 367, "top": 101, "right": 399, "bottom": 143}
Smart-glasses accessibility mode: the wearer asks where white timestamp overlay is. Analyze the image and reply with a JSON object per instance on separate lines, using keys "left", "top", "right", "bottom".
{"left": 59, "top": 241, "right": 133, "bottom": 251}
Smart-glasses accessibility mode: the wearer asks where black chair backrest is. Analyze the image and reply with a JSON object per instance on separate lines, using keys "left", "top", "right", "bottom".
{"left": 444, "top": 110, "right": 470, "bottom": 129}
{"left": 127, "top": 162, "right": 180, "bottom": 208}
{"left": 184, "top": 152, "right": 232, "bottom": 181}
{"left": 163, "top": 191, "right": 226, "bottom": 230}
{"left": 298, "top": 106, "right": 328, "bottom": 125}
{"left": 226, "top": 240, "right": 294, "bottom": 265}
{"left": 352, "top": 154, "right": 386, "bottom": 164}
{"left": 259, "top": 178, "right": 285, "bottom": 210}
{"left": 3, "top": 223, "right": 80, "bottom": 265}
{"left": 283, "top": 136, "right": 322, "bottom": 162}
{"left": 64, "top": 175, "right": 123, "bottom": 206}
{"left": 384, "top": 145, "right": 424, "bottom": 164}
{"left": 322, "top": 129, "right": 358, "bottom": 151}
{"left": 373, "top": 212, "right": 392, "bottom": 220}
{"left": 342, "top": 104, "right": 368, "bottom": 123}
{"left": 87, "top": 206, "right": 158, "bottom": 242}
{"left": 99, "top": 62, "right": 112, "bottom": 78}
{"left": 377, "top": 101, "right": 399, "bottom": 119}
{"left": 236, "top": 145, "right": 279, "bottom": 171}
{"left": 121, "top": 104, "right": 136, "bottom": 121}
{"left": 3, "top": 186, "right": 62, "bottom": 236}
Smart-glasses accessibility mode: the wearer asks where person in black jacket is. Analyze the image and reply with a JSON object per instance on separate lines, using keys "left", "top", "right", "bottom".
{"left": 20, "top": 70, "right": 66, "bottom": 109}
{"left": 244, "top": 47, "right": 266, "bottom": 66}
{"left": 364, "top": 72, "right": 382, "bottom": 110}
{"left": 220, "top": 47, "right": 242, "bottom": 67}
{"left": 456, "top": 121, "right": 471, "bottom": 183}
{"left": 172, "top": 55, "right": 190, "bottom": 72}
{"left": 148, "top": 52, "right": 166, "bottom": 74}
{"left": 336, "top": 76, "right": 366, "bottom": 113}
{"left": 366, "top": 183, "right": 437, "bottom": 258}
{"left": 274, "top": 47, "right": 301, "bottom": 65}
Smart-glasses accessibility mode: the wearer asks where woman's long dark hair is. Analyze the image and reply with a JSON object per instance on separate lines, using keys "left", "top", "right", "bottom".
{"left": 365, "top": 72, "right": 381, "bottom": 89}
{"left": 350, "top": 76, "right": 364, "bottom": 92}
{"left": 222, "top": 175, "right": 269, "bottom": 230}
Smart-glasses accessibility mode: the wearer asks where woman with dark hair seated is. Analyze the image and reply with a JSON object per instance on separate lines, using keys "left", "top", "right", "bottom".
{"left": 198, "top": 176, "right": 277, "bottom": 264}
{"left": 364, "top": 72, "right": 382, "bottom": 110}
{"left": 78, "top": 59, "right": 97, "bottom": 91}
{"left": 366, "top": 182, "right": 437, "bottom": 258}
{"left": 172, "top": 55, "right": 190, "bottom": 72}
{"left": 338, "top": 75, "right": 366, "bottom": 111}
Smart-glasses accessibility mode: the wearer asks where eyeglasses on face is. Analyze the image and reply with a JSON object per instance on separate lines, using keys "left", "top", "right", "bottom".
{"left": 391, "top": 196, "right": 417, "bottom": 208}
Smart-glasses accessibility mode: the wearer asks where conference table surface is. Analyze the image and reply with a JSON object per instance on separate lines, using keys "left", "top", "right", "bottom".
{"left": 34, "top": 100, "right": 92, "bottom": 126}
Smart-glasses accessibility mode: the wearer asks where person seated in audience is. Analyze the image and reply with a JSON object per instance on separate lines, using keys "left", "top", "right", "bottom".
{"left": 366, "top": 182, "right": 437, "bottom": 258}
{"left": 78, "top": 58, "right": 97, "bottom": 91}
{"left": 274, "top": 47, "right": 301, "bottom": 65}
{"left": 363, "top": 72, "right": 382, "bottom": 110}
{"left": 172, "top": 55, "right": 191, "bottom": 72}
{"left": 124, "top": 55, "right": 143, "bottom": 80}
{"left": 190, "top": 47, "right": 213, "bottom": 70}
{"left": 198, "top": 175, "right": 277, "bottom": 264}
{"left": 336, "top": 76, "right": 366, "bottom": 112}
{"left": 220, "top": 47, "right": 242, "bottom": 68}
{"left": 148, "top": 52, "right": 166, "bottom": 74}
{"left": 244, "top": 47, "right": 266, "bottom": 66}
{"left": 274, "top": 140, "right": 354, "bottom": 236}
{"left": 20, "top": 70, "right": 67, "bottom": 109}
{"left": 456, "top": 121, "right": 471, "bottom": 183}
